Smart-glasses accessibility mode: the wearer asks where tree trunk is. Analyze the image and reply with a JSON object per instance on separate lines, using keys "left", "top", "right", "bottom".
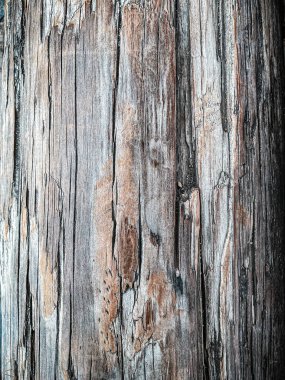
{"left": 0, "top": 1, "right": 284, "bottom": 379}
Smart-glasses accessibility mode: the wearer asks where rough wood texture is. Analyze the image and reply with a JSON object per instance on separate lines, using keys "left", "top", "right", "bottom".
{"left": 0, "top": 0, "right": 284, "bottom": 379}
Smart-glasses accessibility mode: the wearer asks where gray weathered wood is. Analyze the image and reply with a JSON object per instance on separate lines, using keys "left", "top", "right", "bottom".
{"left": 0, "top": 0, "right": 284, "bottom": 378}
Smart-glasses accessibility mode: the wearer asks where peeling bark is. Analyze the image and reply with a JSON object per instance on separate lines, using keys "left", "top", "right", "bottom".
{"left": 0, "top": 0, "right": 284, "bottom": 379}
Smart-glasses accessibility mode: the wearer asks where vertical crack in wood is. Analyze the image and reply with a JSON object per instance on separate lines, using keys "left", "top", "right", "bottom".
{"left": 55, "top": 194, "right": 64, "bottom": 379}
{"left": 282, "top": 0, "right": 285, "bottom": 55}
{"left": 47, "top": 35, "right": 52, "bottom": 177}
{"left": 216, "top": 0, "right": 221, "bottom": 61}
{"left": 0, "top": 5, "right": 4, "bottom": 73}
{"left": 220, "top": 0, "right": 228, "bottom": 133}
{"left": 67, "top": 37, "right": 79, "bottom": 380}
{"left": 200, "top": 245, "right": 209, "bottom": 380}
{"left": 137, "top": 180, "right": 143, "bottom": 286}
{"left": 174, "top": 0, "right": 180, "bottom": 274}
{"left": 12, "top": 0, "right": 25, "bottom": 196}
{"left": 22, "top": 187, "right": 35, "bottom": 377}
{"left": 40, "top": 0, "right": 44, "bottom": 42}
{"left": 68, "top": 292, "right": 76, "bottom": 379}
{"left": 111, "top": 0, "right": 121, "bottom": 262}
{"left": 111, "top": 1, "right": 124, "bottom": 376}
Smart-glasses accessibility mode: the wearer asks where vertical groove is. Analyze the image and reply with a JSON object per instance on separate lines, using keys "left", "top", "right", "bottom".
{"left": 68, "top": 37, "right": 78, "bottom": 379}
{"left": 12, "top": 0, "right": 25, "bottom": 196}
{"left": 220, "top": 0, "right": 228, "bottom": 133}
{"left": 200, "top": 246, "right": 209, "bottom": 380}
{"left": 111, "top": 0, "right": 121, "bottom": 260}
{"left": 112, "top": 1, "right": 123, "bottom": 376}
{"left": 174, "top": 0, "right": 180, "bottom": 272}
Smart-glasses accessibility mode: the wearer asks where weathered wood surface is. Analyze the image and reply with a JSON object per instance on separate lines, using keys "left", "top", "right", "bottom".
{"left": 0, "top": 0, "right": 284, "bottom": 379}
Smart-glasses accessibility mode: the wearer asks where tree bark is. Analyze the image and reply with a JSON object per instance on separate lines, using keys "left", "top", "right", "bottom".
{"left": 0, "top": 0, "right": 284, "bottom": 379}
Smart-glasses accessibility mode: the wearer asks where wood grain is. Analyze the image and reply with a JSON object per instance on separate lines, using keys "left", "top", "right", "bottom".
{"left": 0, "top": 0, "right": 284, "bottom": 378}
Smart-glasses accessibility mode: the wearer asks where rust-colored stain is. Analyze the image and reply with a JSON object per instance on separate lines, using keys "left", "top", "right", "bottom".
{"left": 3, "top": 223, "right": 9, "bottom": 241}
{"left": 123, "top": 4, "right": 144, "bottom": 83}
{"left": 40, "top": 251, "right": 58, "bottom": 318}
{"left": 134, "top": 298, "right": 154, "bottom": 354}
{"left": 145, "top": 298, "right": 154, "bottom": 329}
{"left": 21, "top": 207, "right": 27, "bottom": 242}
{"left": 98, "top": 265, "right": 120, "bottom": 354}
{"left": 133, "top": 271, "right": 176, "bottom": 353}
{"left": 114, "top": 104, "right": 140, "bottom": 291}
{"left": 237, "top": 205, "right": 252, "bottom": 228}
{"left": 147, "top": 272, "right": 169, "bottom": 312}
{"left": 94, "top": 162, "right": 120, "bottom": 354}
{"left": 94, "top": 161, "right": 113, "bottom": 260}
{"left": 119, "top": 218, "right": 138, "bottom": 291}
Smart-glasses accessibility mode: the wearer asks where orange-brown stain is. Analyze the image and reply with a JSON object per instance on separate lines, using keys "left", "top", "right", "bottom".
{"left": 237, "top": 205, "right": 252, "bottom": 228}
{"left": 94, "top": 162, "right": 120, "bottom": 354}
{"left": 133, "top": 271, "right": 176, "bottom": 353}
{"left": 40, "top": 251, "right": 58, "bottom": 318}
{"left": 119, "top": 219, "right": 138, "bottom": 291}
{"left": 93, "top": 161, "right": 113, "bottom": 262}
{"left": 147, "top": 272, "right": 169, "bottom": 313}
{"left": 21, "top": 207, "right": 27, "bottom": 242}
{"left": 98, "top": 265, "right": 120, "bottom": 354}
{"left": 3, "top": 223, "right": 9, "bottom": 241}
